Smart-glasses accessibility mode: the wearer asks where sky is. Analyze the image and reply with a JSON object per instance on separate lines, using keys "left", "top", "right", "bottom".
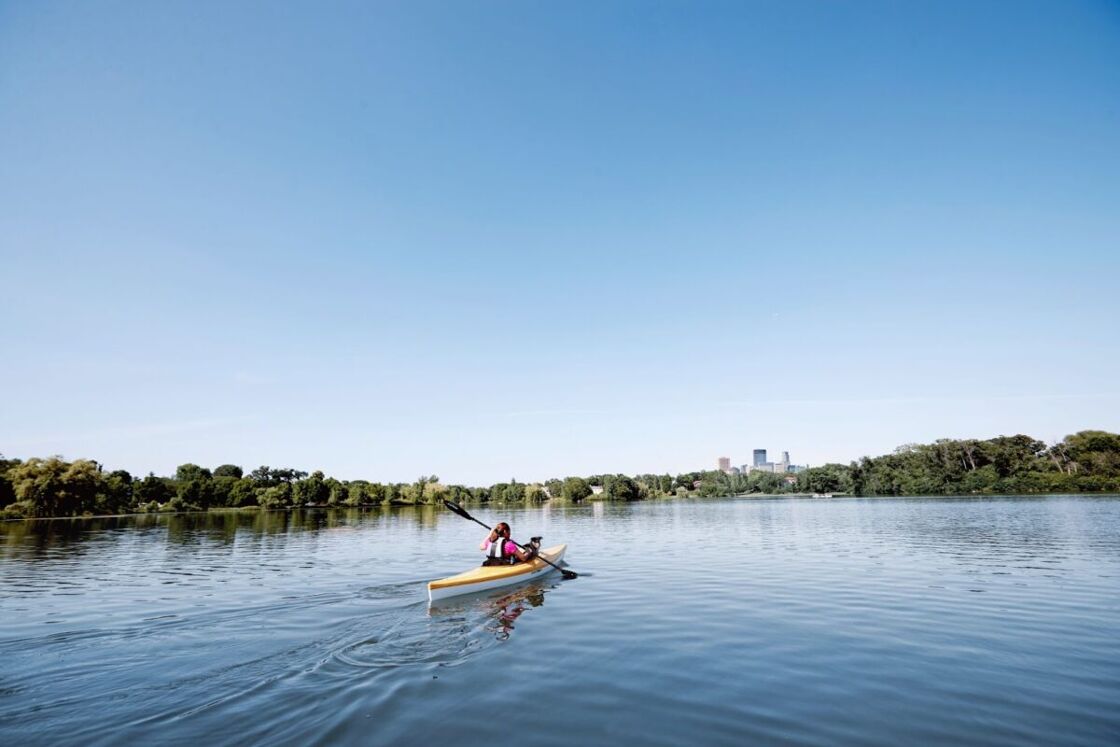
{"left": 2, "top": 1, "right": 1118, "bottom": 484}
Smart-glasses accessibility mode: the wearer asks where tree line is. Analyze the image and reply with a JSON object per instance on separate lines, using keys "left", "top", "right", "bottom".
{"left": 2, "top": 430, "right": 1118, "bottom": 519}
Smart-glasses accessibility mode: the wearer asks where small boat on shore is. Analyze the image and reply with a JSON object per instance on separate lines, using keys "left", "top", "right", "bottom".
{"left": 428, "top": 545, "right": 567, "bottom": 602}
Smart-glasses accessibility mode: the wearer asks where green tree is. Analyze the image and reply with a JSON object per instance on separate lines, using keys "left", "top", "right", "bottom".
{"left": 383, "top": 483, "right": 402, "bottom": 506}
{"left": 175, "top": 464, "right": 212, "bottom": 482}
{"left": 659, "top": 474, "right": 673, "bottom": 494}
{"left": 444, "top": 484, "right": 470, "bottom": 504}
{"left": 176, "top": 478, "right": 213, "bottom": 511}
{"left": 100, "top": 469, "right": 134, "bottom": 513}
{"left": 1062, "top": 430, "right": 1120, "bottom": 476}
{"left": 366, "top": 482, "right": 386, "bottom": 505}
{"left": 248, "top": 466, "right": 306, "bottom": 486}
{"left": 0, "top": 455, "right": 21, "bottom": 508}
{"left": 273, "top": 468, "right": 308, "bottom": 483}
{"left": 293, "top": 471, "right": 329, "bottom": 506}
{"left": 604, "top": 474, "right": 640, "bottom": 501}
{"left": 560, "top": 476, "right": 592, "bottom": 503}
{"left": 506, "top": 480, "right": 526, "bottom": 503}
{"left": 8, "top": 457, "right": 104, "bottom": 517}
{"left": 134, "top": 473, "right": 173, "bottom": 505}
{"left": 325, "top": 478, "right": 346, "bottom": 506}
{"left": 747, "top": 471, "right": 782, "bottom": 494}
{"left": 674, "top": 472, "right": 702, "bottom": 493}
{"left": 227, "top": 478, "right": 258, "bottom": 507}
{"left": 211, "top": 475, "right": 238, "bottom": 506}
{"left": 979, "top": 435, "right": 1047, "bottom": 479}
{"left": 213, "top": 464, "right": 243, "bottom": 479}
{"left": 249, "top": 465, "right": 277, "bottom": 486}
{"left": 800, "top": 463, "right": 851, "bottom": 494}
{"left": 410, "top": 476, "right": 429, "bottom": 504}
{"left": 258, "top": 483, "right": 293, "bottom": 509}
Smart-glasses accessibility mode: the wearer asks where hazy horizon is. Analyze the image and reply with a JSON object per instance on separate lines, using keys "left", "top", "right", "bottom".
{"left": 3, "top": 1, "right": 1118, "bottom": 484}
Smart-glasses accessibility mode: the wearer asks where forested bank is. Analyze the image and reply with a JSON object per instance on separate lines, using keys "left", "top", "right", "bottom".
{"left": 2, "top": 430, "right": 1118, "bottom": 519}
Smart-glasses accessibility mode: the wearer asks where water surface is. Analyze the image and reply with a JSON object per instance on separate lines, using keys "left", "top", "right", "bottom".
{"left": 2, "top": 496, "right": 1118, "bottom": 745}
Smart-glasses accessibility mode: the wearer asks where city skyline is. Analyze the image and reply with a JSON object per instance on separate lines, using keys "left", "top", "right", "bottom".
{"left": 719, "top": 448, "right": 804, "bottom": 475}
{"left": 2, "top": 2, "right": 1118, "bottom": 485}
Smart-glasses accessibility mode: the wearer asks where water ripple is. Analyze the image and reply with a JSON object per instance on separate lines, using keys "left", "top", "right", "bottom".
{"left": 2, "top": 497, "right": 1119, "bottom": 746}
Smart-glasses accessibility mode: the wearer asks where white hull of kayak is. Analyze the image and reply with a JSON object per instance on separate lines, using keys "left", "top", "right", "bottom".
{"left": 427, "top": 545, "right": 566, "bottom": 602}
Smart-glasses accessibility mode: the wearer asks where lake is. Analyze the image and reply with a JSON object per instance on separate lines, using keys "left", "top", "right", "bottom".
{"left": 2, "top": 496, "right": 1118, "bottom": 745}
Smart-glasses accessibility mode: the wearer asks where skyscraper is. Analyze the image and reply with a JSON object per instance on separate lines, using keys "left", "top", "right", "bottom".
{"left": 718, "top": 456, "right": 731, "bottom": 473}
{"left": 753, "top": 449, "right": 767, "bottom": 467}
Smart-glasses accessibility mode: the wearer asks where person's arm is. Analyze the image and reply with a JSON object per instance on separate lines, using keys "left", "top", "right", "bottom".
{"left": 481, "top": 531, "right": 497, "bottom": 551}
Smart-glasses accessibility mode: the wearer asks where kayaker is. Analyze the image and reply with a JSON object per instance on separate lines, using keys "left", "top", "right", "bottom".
{"left": 480, "top": 522, "right": 533, "bottom": 566}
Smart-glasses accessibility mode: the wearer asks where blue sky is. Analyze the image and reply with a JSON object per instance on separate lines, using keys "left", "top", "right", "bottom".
{"left": 2, "top": 1, "right": 1118, "bottom": 484}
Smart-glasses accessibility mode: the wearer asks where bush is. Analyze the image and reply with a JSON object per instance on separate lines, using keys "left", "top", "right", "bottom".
{"left": 1, "top": 501, "right": 33, "bottom": 519}
{"left": 164, "top": 496, "right": 201, "bottom": 513}
{"left": 257, "top": 484, "right": 292, "bottom": 509}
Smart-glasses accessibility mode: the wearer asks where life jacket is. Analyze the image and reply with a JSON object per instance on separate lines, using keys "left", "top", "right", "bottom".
{"left": 486, "top": 537, "right": 516, "bottom": 565}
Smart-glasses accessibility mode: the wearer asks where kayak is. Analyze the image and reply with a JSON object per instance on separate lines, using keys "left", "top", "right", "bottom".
{"left": 428, "top": 544, "right": 567, "bottom": 602}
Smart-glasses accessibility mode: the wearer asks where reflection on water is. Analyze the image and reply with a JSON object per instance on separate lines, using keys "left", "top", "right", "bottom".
{"left": 429, "top": 583, "right": 552, "bottom": 641}
{"left": 0, "top": 505, "right": 447, "bottom": 558}
{"left": 490, "top": 587, "right": 547, "bottom": 640}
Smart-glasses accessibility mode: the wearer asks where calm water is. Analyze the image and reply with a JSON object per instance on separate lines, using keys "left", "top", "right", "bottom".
{"left": 2, "top": 496, "right": 1119, "bottom": 746}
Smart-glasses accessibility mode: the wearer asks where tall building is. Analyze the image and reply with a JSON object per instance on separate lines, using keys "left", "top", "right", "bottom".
{"left": 718, "top": 456, "right": 731, "bottom": 473}
{"left": 753, "top": 449, "right": 767, "bottom": 467}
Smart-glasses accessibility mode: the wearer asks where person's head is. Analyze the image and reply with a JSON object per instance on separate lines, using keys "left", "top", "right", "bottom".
{"left": 495, "top": 522, "right": 511, "bottom": 539}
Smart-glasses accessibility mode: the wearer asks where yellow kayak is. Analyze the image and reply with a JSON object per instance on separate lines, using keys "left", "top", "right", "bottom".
{"left": 428, "top": 545, "right": 567, "bottom": 602}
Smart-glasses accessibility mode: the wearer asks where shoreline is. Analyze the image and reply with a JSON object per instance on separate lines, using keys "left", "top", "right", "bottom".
{"left": 5, "top": 491, "right": 1120, "bottom": 524}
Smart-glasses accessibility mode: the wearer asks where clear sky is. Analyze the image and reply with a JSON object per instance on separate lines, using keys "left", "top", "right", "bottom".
{"left": 2, "top": 1, "right": 1118, "bottom": 484}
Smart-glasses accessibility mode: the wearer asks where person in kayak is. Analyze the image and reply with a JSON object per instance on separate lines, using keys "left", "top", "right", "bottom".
{"left": 480, "top": 522, "right": 536, "bottom": 566}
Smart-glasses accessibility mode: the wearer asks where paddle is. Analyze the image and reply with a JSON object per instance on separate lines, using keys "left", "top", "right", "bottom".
{"left": 441, "top": 500, "right": 578, "bottom": 579}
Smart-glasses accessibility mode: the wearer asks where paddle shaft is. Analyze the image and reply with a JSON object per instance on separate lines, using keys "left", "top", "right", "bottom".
{"left": 443, "top": 501, "right": 577, "bottom": 579}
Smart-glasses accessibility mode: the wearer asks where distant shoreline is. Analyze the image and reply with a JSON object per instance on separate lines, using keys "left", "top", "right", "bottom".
{"left": 4, "top": 431, "right": 1119, "bottom": 521}
{"left": 6, "top": 490, "right": 1120, "bottom": 524}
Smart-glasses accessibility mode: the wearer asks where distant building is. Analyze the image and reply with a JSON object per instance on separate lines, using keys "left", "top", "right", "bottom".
{"left": 742, "top": 448, "right": 801, "bottom": 474}
{"left": 589, "top": 485, "right": 604, "bottom": 495}
{"left": 729, "top": 448, "right": 805, "bottom": 474}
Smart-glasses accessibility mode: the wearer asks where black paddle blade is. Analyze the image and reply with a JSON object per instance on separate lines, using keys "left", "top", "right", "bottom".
{"left": 561, "top": 570, "right": 578, "bottom": 579}
{"left": 442, "top": 500, "right": 472, "bottom": 520}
